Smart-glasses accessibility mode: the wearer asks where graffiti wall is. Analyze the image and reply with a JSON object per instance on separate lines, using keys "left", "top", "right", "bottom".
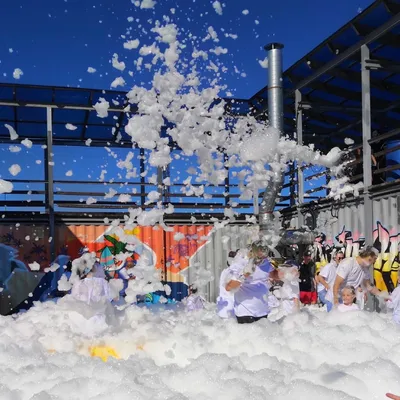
{"left": 304, "top": 195, "right": 400, "bottom": 292}
{"left": 313, "top": 222, "right": 399, "bottom": 292}
{"left": 58, "top": 224, "right": 214, "bottom": 283}
{"left": 0, "top": 225, "right": 50, "bottom": 269}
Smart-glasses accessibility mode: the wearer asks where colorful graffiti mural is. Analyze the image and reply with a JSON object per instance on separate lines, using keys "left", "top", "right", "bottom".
{"left": 59, "top": 225, "right": 214, "bottom": 284}
{"left": 0, "top": 224, "right": 215, "bottom": 303}
{"left": 0, "top": 227, "right": 49, "bottom": 269}
{"left": 0, "top": 225, "right": 213, "bottom": 283}
{"left": 313, "top": 222, "right": 399, "bottom": 292}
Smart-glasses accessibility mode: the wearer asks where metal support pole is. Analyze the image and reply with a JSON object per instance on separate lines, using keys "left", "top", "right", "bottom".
{"left": 295, "top": 89, "right": 304, "bottom": 228}
{"left": 224, "top": 153, "right": 230, "bottom": 207}
{"left": 289, "top": 163, "right": 296, "bottom": 208}
{"left": 157, "top": 167, "right": 164, "bottom": 200}
{"left": 361, "top": 45, "right": 374, "bottom": 246}
{"left": 140, "top": 148, "right": 146, "bottom": 207}
{"left": 44, "top": 107, "right": 55, "bottom": 261}
{"left": 361, "top": 45, "right": 376, "bottom": 313}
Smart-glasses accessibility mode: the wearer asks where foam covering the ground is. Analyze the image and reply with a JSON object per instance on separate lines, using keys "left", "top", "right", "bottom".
{"left": 1, "top": 298, "right": 399, "bottom": 399}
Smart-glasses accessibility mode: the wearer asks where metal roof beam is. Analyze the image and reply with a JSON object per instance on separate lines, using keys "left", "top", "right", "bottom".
{"left": 289, "top": 11, "right": 400, "bottom": 94}
{"left": 383, "top": 0, "right": 400, "bottom": 15}
{"left": 331, "top": 98, "right": 400, "bottom": 135}
{"left": 354, "top": 22, "right": 400, "bottom": 48}
{"left": 328, "top": 66, "right": 400, "bottom": 93}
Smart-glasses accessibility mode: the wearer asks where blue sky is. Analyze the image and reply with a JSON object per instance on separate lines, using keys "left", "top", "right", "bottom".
{"left": 0, "top": 0, "right": 374, "bottom": 213}
{"left": 0, "top": 0, "right": 373, "bottom": 98}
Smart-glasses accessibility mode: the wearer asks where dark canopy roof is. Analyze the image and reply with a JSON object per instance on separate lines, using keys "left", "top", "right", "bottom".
{"left": 250, "top": 0, "right": 400, "bottom": 150}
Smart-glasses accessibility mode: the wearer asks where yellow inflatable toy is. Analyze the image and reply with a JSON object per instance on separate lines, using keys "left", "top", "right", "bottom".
{"left": 89, "top": 346, "right": 120, "bottom": 362}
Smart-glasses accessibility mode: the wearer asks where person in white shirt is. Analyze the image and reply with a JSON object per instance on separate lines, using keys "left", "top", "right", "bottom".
{"left": 316, "top": 251, "right": 344, "bottom": 312}
{"left": 216, "top": 250, "right": 239, "bottom": 319}
{"left": 386, "top": 275, "right": 400, "bottom": 325}
{"left": 337, "top": 286, "right": 359, "bottom": 312}
{"left": 328, "top": 246, "right": 380, "bottom": 310}
{"left": 225, "top": 241, "right": 274, "bottom": 324}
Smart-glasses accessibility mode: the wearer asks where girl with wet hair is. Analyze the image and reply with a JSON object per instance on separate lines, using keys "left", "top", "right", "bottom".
{"left": 337, "top": 286, "right": 359, "bottom": 312}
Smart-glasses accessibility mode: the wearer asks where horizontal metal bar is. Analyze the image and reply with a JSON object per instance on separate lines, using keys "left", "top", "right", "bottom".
{"left": 0, "top": 100, "right": 130, "bottom": 113}
{"left": 369, "top": 127, "right": 400, "bottom": 144}
{"left": 306, "top": 186, "right": 326, "bottom": 194}
{"left": 374, "top": 143, "right": 400, "bottom": 158}
{"left": 0, "top": 118, "right": 119, "bottom": 127}
{"left": 300, "top": 102, "right": 362, "bottom": 113}
{"left": 373, "top": 162, "right": 400, "bottom": 175}
{"left": 365, "top": 58, "right": 400, "bottom": 73}
{"left": 304, "top": 170, "right": 327, "bottom": 181}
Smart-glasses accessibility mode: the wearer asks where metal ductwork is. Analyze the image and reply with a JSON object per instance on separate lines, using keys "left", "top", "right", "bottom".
{"left": 259, "top": 43, "right": 284, "bottom": 233}
{"left": 257, "top": 43, "right": 317, "bottom": 252}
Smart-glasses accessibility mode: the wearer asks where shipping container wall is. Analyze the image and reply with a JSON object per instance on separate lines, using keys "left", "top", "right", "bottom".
{"left": 0, "top": 223, "right": 259, "bottom": 302}
{"left": 288, "top": 195, "right": 400, "bottom": 292}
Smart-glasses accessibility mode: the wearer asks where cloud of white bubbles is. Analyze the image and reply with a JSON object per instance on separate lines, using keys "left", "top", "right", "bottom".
{"left": 119, "top": 20, "right": 343, "bottom": 229}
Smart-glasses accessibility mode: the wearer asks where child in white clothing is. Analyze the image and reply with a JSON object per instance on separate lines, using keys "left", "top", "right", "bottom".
{"left": 268, "top": 261, "right": 300, "bottom": 322}
{"left": 386, "top": 276, "right": 400, "bottom": 325}
{"left": 337, "top": 286, "right": 359, "bottom": 312}
{"left": 185, "top": 285, "right": 206, "bottom": 312}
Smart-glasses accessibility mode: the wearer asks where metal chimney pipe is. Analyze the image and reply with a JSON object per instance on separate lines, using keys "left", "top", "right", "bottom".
{"left": 259, "top": 43, "right": 284, "bottom": 233}
{"left": 265, "top": 43, "right": 284, "bottom": 132}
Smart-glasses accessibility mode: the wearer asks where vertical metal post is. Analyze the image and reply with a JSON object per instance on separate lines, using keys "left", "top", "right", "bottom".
{"left": 224, "top": 153, "right": 230, "bottom": 207}
{"left": 164, "top": 164, "right": 171, "bottom": 203}
{"left": 139, "top": 148, "right": 146, "bottom": 207}
{"left": 295, "top": 89, "right": 304, "bottom": 228}
{"left": 361, "top": 45, "right": 374, "bottom": 246}
{"left": 361, "top": 45, "right": 376, "bottom": 312}
{"left": 44, "top": 107, "right": 55, "bottom": 260}
{"left": 289, "top": 163, "right": 296, "bottom": 208}
{"left": 157, "top": 167, "right": 164, "bottom": 201}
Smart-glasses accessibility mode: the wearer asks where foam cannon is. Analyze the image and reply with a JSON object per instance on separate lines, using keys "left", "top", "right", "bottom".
{"left": 258, "top": 43, "right": 316, "bottom": 247}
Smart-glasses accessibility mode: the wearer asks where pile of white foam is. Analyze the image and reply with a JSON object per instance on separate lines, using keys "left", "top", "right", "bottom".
{"left": 0, "top": 300, "right": 399, "bottom": 399}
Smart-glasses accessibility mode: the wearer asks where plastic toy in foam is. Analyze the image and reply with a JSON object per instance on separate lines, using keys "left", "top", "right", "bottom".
{"left": 89, "top": 345, "right": 120, "bottom": 362}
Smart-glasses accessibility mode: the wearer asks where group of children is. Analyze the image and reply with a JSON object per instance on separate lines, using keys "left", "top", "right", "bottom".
{"left": 216, "top": 241, "right": 400, "bottom": 324}
{"left": 58, "top": 240, "right": 400, "bottom": 327}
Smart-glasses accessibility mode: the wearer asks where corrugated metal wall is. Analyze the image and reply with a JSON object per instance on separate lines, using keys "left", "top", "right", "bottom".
{"left": 288, "top": 194, "right": 400, "bottom": 292}
{"left": 189, "top": 225, "right": 259, "bottom": 301}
